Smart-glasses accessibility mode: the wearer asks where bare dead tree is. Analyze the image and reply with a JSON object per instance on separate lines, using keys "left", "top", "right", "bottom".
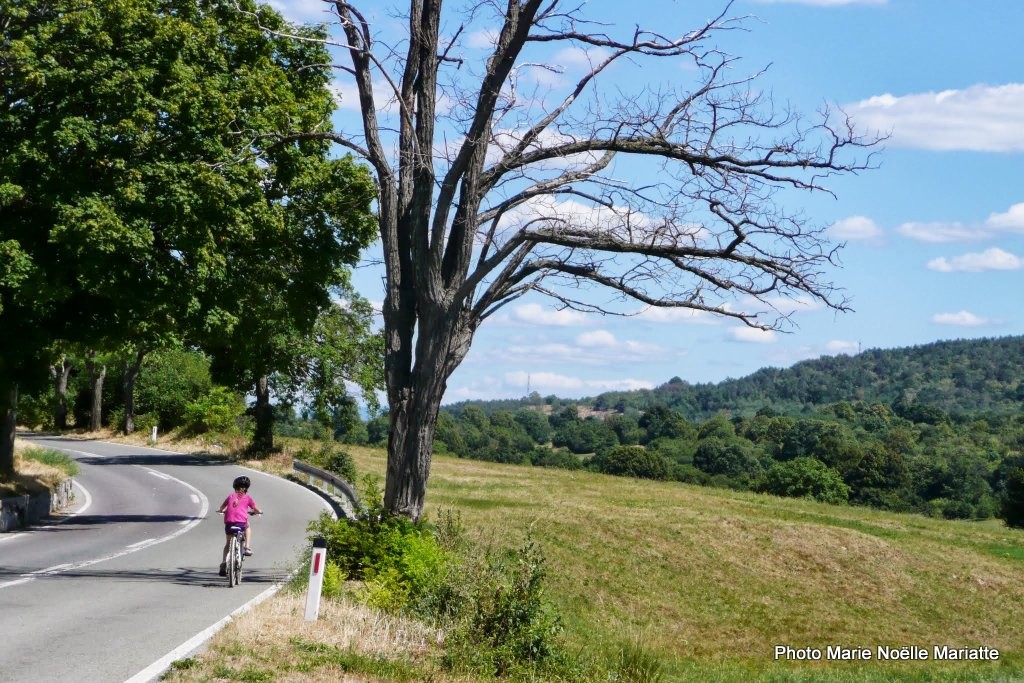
{"left": 272, "top": 0, "right": 881, "bottom": 518}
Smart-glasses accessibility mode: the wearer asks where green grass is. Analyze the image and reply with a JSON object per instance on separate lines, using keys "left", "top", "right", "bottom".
{"left": 167, "top": 442, "right": 1024, "bottom": 682}
{"left": 21, "top": 446, "right": 79, "bottom": 477}
{"left": 346, "top": 446, "right": 1024, "bottom": 682}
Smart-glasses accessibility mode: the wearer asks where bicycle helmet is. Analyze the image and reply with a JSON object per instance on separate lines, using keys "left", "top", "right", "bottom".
{"left": 233, "top": 476, "right": 251, "bottom": 491}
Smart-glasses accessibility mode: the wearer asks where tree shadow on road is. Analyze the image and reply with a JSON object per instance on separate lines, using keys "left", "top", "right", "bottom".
{"left": 0, "top": 564, "right": 283, "bottom": 588}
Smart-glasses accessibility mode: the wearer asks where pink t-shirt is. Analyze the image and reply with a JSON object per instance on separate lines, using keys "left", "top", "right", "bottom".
{"left": 221, "top": 492, "right": 257, "bottom": 524}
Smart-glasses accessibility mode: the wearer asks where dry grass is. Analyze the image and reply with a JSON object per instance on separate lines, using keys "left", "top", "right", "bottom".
{"left": 0, "top": 439, "right": 75, "bottom": 497}
{"left": 163, "top": 591, "right": 471, "bottom": 683}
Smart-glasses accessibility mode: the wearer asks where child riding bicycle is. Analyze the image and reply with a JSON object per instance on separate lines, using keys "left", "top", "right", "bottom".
{"left": 218, "top": 475, "right": 263, "bottom": 577}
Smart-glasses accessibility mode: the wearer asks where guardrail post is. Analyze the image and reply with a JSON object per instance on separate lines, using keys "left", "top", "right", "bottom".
{"left": 304, "top": 537, "right": 328, "bottom": 621}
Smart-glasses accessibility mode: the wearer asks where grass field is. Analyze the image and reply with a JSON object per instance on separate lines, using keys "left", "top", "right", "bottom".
{"left": 152, "top": 439, "right": 1024, "bottom": 681}
{"left": 346, "top": 446, "right": 1024, "bottom": 682}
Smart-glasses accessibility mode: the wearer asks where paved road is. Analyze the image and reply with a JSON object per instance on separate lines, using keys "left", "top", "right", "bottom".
{"left": 0, "top": 435, "right": 331, "bottom": 683}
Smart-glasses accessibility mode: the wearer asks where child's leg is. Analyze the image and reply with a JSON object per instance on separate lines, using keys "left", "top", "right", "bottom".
{"left": 244, "top": 526, "right": 252, "bottom": 549}
{"left": 222, "top": 535, "right": 231, "bottom": 562}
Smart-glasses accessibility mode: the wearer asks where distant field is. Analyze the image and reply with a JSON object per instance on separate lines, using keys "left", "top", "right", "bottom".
{"left": 344, "top": 446, "right": 1024, "bottom": 682}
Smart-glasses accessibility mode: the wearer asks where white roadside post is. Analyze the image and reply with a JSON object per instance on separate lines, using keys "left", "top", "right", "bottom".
{"left": 304, "top": 537, "right": 328, "bottom": 621}
{"left": 150, "top": 425, "right": 158, "bottom": 444}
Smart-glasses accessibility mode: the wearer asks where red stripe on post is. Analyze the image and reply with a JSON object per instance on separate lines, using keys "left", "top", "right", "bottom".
{"left": 313, "top": 552, "right": 322, "bottom": 574}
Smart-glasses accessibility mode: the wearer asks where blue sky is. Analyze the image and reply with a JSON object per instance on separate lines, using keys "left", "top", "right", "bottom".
{"left": 273, "top": 0, "right": 1024, "bottom": 403}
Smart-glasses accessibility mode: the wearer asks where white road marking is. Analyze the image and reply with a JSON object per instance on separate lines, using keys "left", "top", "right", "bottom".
{"left": 148, "top": 470, "right": 171, "bottom": 480}
{"left": 123, "top": 582, "right": 284, "bottom": 683}
{"left": 0, "top": 457, "right": 210, "bottom": 591}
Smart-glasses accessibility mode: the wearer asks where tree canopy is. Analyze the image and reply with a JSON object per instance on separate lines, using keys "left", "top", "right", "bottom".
{"left": 0, "top": 0, "right": 378, "bottom": 476}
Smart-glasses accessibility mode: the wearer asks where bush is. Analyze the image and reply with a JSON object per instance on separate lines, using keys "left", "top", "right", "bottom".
{"left": 1002, "top": 467, "right": 1024, "bottom": 528}
{"left": 529, "top": 447, "right": 582, "bottom": 470}
{"left": 590, "top": 446, "right": 669, "bottom": 480}
{"left": 444, "top": 536, "right": 564, "bottom": 677}
{"left": 295, "top": 442, "right": 357, "bottom": 484}
{"left": 755, "top": 457, "right": 850, "bottom": 505}
{"left": 182, "top": 386, "right": 245, "bottom": 435}
{"left": 305, "top": 496, "right": 568, "bottom": 678}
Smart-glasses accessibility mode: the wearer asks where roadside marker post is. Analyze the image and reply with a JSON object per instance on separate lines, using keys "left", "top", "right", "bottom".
{"left": 304, "top": 538, "right": 328, "bottom": 622}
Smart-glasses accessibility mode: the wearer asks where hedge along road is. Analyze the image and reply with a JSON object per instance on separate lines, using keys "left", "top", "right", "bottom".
{"left": 0, "top": 435, "right": 331, "bottom": 683}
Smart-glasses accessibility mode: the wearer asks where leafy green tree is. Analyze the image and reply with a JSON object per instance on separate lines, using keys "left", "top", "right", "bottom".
{"left": 513, "top": 408, "right": 553, "bottom": 444}
{"left": 639, "top": 405, "right": 694, "bottom": 442}
{"left": 134, "top": 348, "right": 213, "bottom": 430}
{"left": 271, "top": 289, "right": 383, "bottom": 440}
{"left": 756, "top": 457, "right": 850, "bottom": 505}
{"left": 0, "top": 0, "right": 375, "bottom": 475}
{"left": 693, "top": 437, "right": 760, "bottom": 478}
{"left": 696, "top": 415, "right": 736, "bottom": 441}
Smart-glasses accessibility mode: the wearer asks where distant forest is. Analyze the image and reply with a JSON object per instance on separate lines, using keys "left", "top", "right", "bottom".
{"left": 449, "top": 335, "right": 1024, "bottom": 421}
{"left": 439, "top": 336, "right": 1024, "bottom": 526}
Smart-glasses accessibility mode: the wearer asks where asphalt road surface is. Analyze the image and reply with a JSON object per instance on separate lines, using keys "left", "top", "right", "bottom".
{"left": 0, "top": 435, "right": 331, "bottom": 683}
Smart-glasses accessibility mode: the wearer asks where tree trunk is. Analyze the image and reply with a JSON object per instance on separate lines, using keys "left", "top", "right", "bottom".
{"left": 87, "top": 354, "right": 106, "bottom": 432}
{"left": 384, "top": 314, "right": 473, "bottom": 519}
{"left": 122, "top": 347, "right": 146, "bottom": 434}
{"left": 49, "top": 358, "right": 72, "bottom": 431}
{"left": 1, "top": 385, "right": 16, "bottom": 481}
{"left": 252, "top": 375, "right": 274, "bottom": 453}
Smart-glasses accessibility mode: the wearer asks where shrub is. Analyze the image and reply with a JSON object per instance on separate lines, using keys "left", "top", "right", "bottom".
{"left": 182, "top": 386, "right": 245, "bottom": 435}
{"left": 755, "top": 457, "right": 850, "bottom": 505}
{"left": 305, "top": 499, "right": 568, "bottom": 678}
{"left": 295, "top": 442, "right": 358, "bottom": 484}
{"left": 321, "top": 561, "right": 343, "bottom": 599}
{"left": 590, "top": 446, "right": 669, "bottom": 480}
{"left": 444, "top": 536, "right": 565, "bottom": 677}
{"left": 529, "top": 447, "right": 583, "bottom": 470}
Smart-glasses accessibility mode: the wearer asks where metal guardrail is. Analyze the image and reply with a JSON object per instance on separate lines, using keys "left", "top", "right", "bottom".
{"left": 292, "top": 459, "right": 361, "bottom": 518}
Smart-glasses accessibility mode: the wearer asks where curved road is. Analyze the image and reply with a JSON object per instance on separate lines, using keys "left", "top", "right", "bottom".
{"left": 0, "top": 435, "right": 331, "bottom": 683}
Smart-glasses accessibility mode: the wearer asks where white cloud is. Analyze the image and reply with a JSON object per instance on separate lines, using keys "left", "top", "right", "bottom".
{"left": 896, "top": 221, "right": 984, "bottom": 244}
{"left": 500, "top": 330, "right": 665, "bottom": 366}
{"left": 729, "top": 327, "right": 777, "bottom": 344}
{"left": 511, "top": 303, "right": 588, "bottom": 326}
{"left": 504, "top": 371, "right": 654, "bottom": 395}
{"left": 846, "top": 83, "right": 1024, "bottom": 152}
{"left": 825, "top": 340, "right": 860, "bottom": 354}
{"left": 466, "top": 28, "right": 499, "bottom": 49}
{"left": 927, "top": 247, "right": 1024, "bottom": 272}
{"left": 266, "top": 0, "right": 332, "bottom": 23}
{"left": 576, "top": 330, "right": 617, "bottom": 347}
{"left": 896, "top": 203, "right": 1024, "bottom": 243}
{"left": 932, "top": 311, "right": 991, "bottom": 327}
{"left": 634, "top": 307, "right": 720, "bottom": 324}
{"left": 828, "top": 216, "right": 883, "bottom": 242}
{"left": 986, "top": 203, "right": 1024, "bottom": 233}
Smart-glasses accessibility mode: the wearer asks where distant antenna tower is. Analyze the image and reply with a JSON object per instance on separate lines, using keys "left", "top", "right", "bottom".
{"left": 527, "top": 373, "right": 531, "bottom": 396}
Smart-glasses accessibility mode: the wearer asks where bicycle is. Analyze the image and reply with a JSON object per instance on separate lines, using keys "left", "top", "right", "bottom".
{"left": 220, "top": 511, "right": 261, "bottom": 587}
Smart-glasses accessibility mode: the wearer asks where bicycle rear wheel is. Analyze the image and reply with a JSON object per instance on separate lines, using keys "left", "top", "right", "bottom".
{"left": 227, "top": 536, "right": 239, "bottom": 587}
{"left": 233, "top": 535, "right": 243, "bottom": 585}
